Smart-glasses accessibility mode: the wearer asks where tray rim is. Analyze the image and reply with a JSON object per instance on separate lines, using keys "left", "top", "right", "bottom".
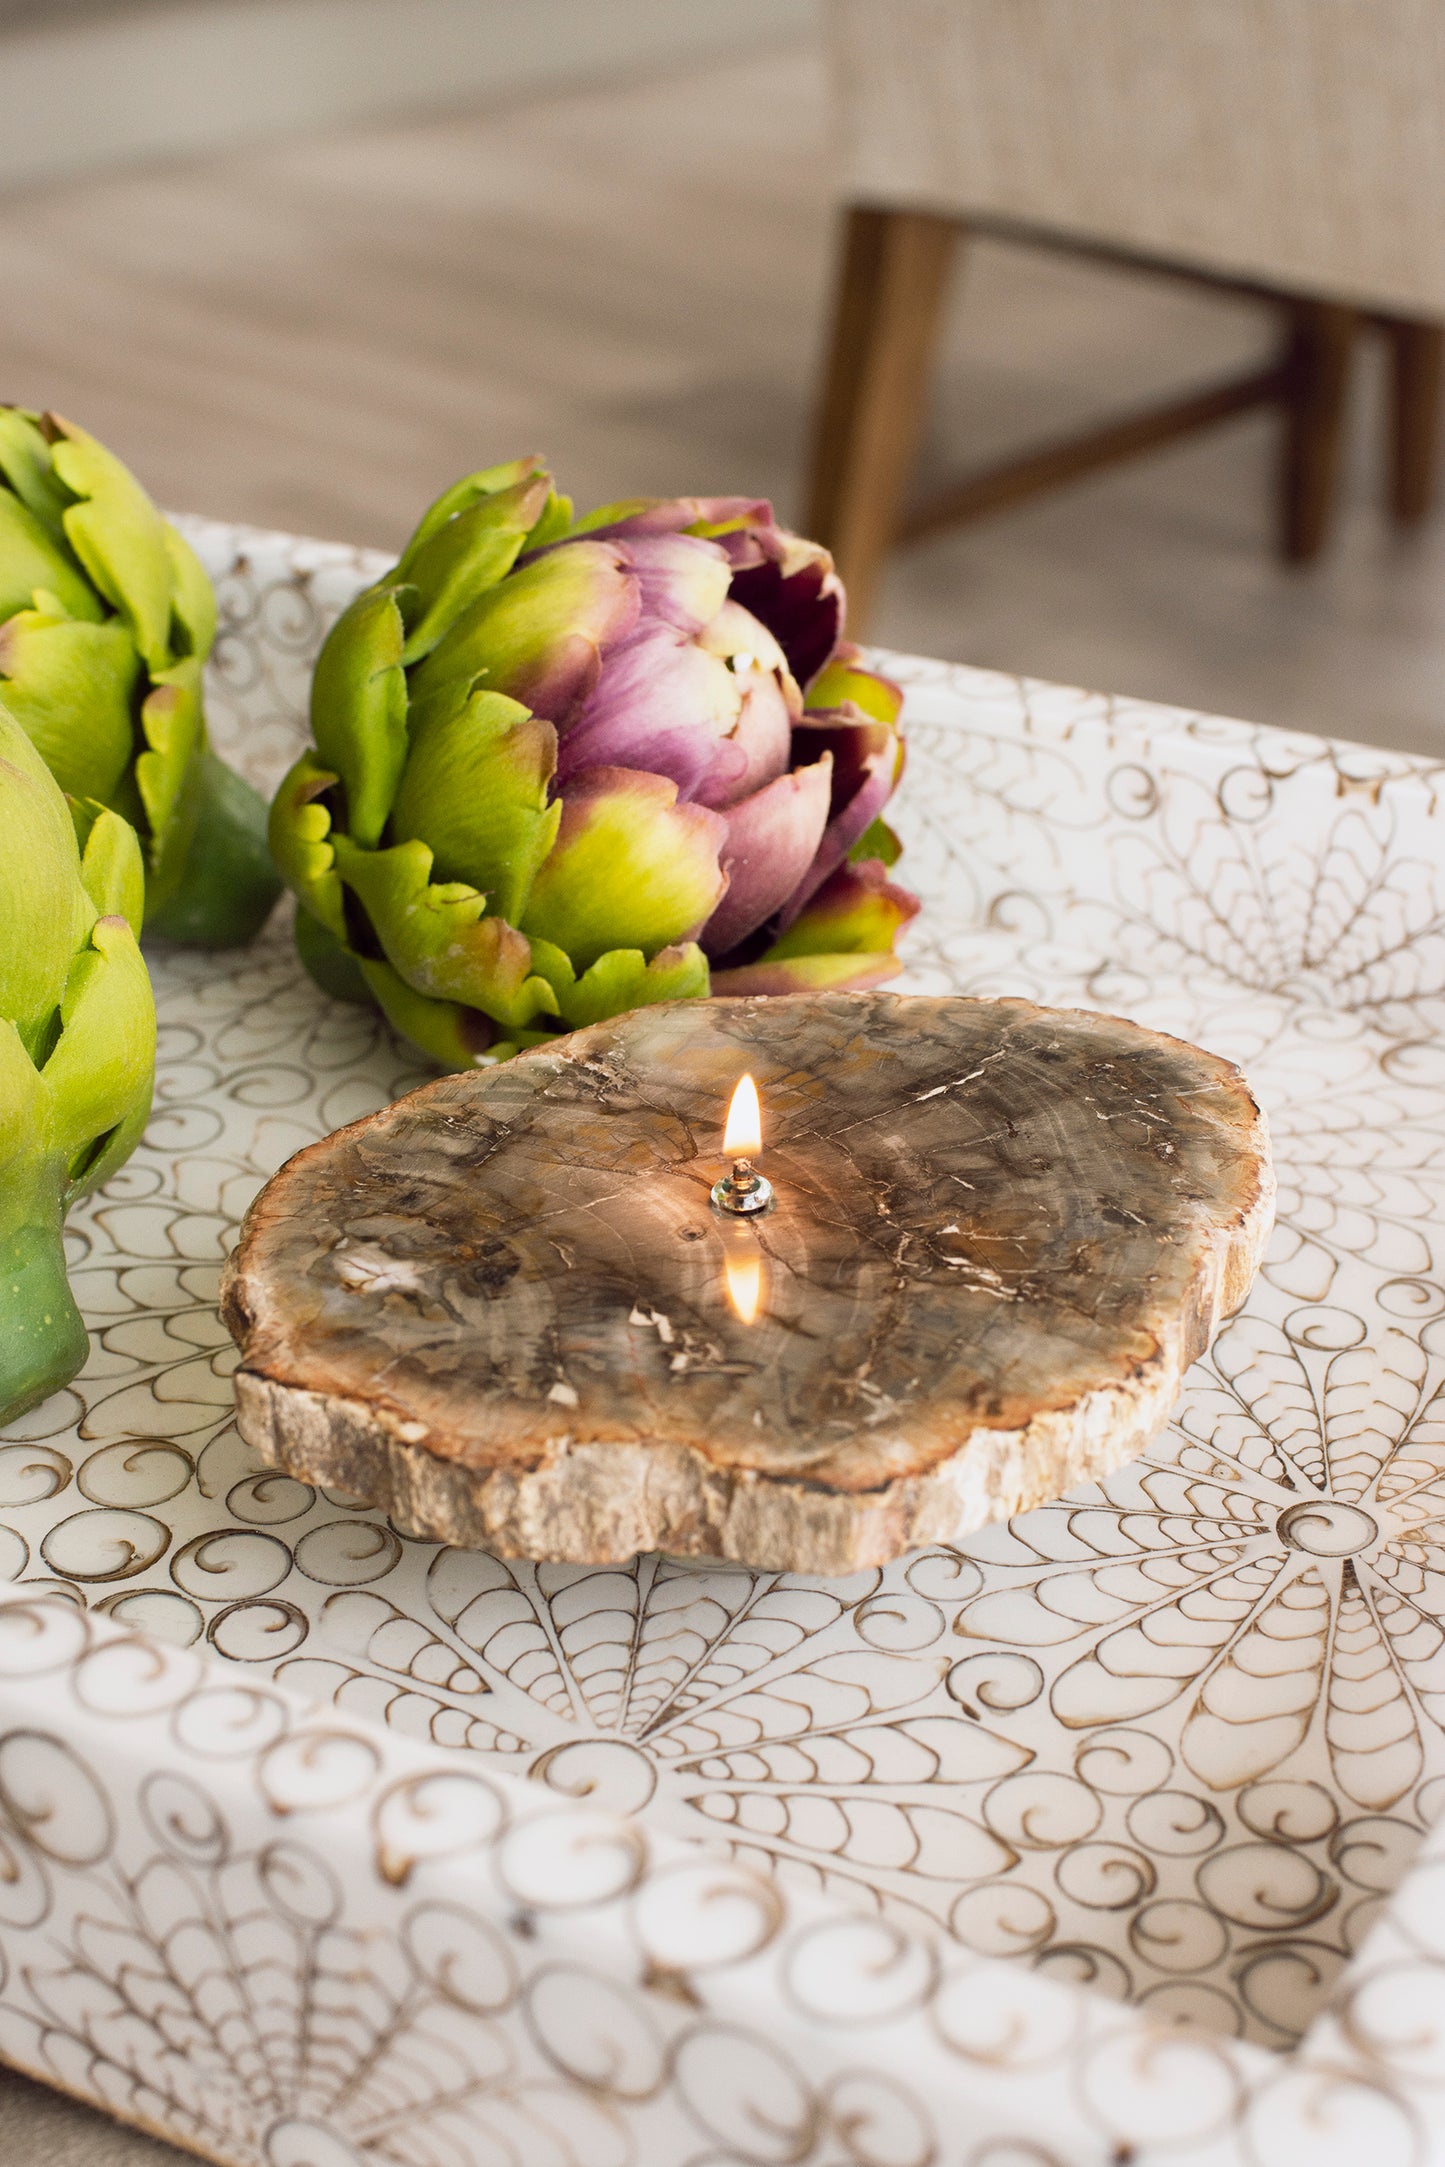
{"left": 0, "top": 511, "right": 1439, "bottom": 2164}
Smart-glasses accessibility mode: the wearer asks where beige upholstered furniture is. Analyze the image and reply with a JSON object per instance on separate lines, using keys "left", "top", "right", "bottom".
{"left": 808, "top": 0, "right": 1445, "bottom": 628}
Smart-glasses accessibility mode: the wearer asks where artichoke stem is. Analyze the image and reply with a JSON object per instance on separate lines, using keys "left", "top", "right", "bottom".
{"left": 0, "top": 1208, "right": 88, "bottom": 1427}
{"left": 145, "top": 749, "right": 282, "bottom": 950}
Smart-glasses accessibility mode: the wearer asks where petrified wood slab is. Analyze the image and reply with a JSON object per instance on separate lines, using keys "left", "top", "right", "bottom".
{"left": 221, "top": 992, "right": 1274, "bottom": 1574}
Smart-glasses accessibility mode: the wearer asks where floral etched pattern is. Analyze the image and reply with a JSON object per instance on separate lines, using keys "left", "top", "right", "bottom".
{"left": 2, "top": 526, "right": 1445, "bottom": 2158}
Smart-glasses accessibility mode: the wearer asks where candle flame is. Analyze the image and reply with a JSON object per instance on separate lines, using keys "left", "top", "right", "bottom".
{"left": 724, "top": 1244, "right": 764, "bottom": 1325}
{"left": 723, "top": 1073, "right": 763, "bottom": 1159}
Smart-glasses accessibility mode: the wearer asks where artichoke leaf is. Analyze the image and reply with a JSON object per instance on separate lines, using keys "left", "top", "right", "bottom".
{"left": 293, "top": 905, "right": 372, "bottom": 1005}
{"left": 0, "top": 1013, "right": 86, "bottom": 1418}
{"left": 390, "top": 687, "right": 560, "bottom": 924}
{"left": 164, "top": 523, "right": 218, "bottom": 661}
{"left": 0, "top": 490, "right": 101, "bottom": 626}
{"left": 268, "top": 752, "right": 346, "bottom": 938}
{"left": 51, "top": 416, "right": 176, "bottom": 673}
{"left": 0, "top": 607, "right": 141, "bottom": 803}
{"left": 519, "top": 487, "right": 574, "bottom": 553}
{"left": 43, "top": 916, "right": 156, "bottom": 1182}
{"left": 849, "top": 815, "right": 902, "bottom": 868}
{"left": 332, "top": 833, "right": 559, "bottom": 1031}
{"left": 310, "top": 585, "right": 409, "bottom": 849}
{"left": 481, "top": 1029, "right": 559, "bottom": 1062}
{"left": 70, "top": 799, "right": 146, "bottom": 934}
{"left": 758, "top": 857, "right": 920, "bottom": 961}
{"left": 711, "top": 859, "right": 917, "bottom": 997}
{"left": 0, "top": 408, "right": 73, "bottom": 540}
{"left": 409, "top": 540, "right": 635, "bottom": 725}
{"left": 0, "top": 706, "right": 92, "bottom": 1060}
{"left": 803, "top": 647, "right": 903, "bottom": 725}
{"left": 710, "top": 950, "right": 903, "bottom": 996}
{"left": 403, "top": 455, "right": 549, "bottom": 555}
{"left": 537, "top": 939, "right": 711, "bottom": 1030}
{"left": 359, "top": 958, "right": 501, "bottom": 1070}
{"left": 520, "top": 766, "right": 727, "bottom": 973}
{"left": 145, "top": 750, "right": 281, "bottom": 950}
{"left": 68, "top": 1085, "right": 153, "bottom": 1200}
{"left": 0, "top": 1200, "right": 87, "bottom": 1428}
{"left": 565, "top": 496, "right": 652, "bottom": 536}
{"left": 0, "top": 1018, "right": 50, "bottom": 1193}
{"left": 396, "top": 473, "right": 552, "bottom": 663}
{"left": 134, "top": 658, "right": 205, "bottom": 914}
{"left": 0, "top": 693, "right": 155, "bottom": 1428}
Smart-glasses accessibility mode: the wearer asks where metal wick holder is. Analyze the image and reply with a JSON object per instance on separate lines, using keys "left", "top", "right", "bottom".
{"left": 711, "top": 1156, "right": 774, "bottom": 1216}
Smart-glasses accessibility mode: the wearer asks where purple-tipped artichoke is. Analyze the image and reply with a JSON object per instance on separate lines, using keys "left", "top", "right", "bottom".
{"left": 271, "top": 459, "right": 917, "bottom": 1066}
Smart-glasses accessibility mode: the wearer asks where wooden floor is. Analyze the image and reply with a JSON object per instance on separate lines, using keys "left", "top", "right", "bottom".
{"left": 0, "top": 40, "right": 1442, "bottom": 757}
{"left": 2, "top": 29, "right": 1445, "bottom": 2166}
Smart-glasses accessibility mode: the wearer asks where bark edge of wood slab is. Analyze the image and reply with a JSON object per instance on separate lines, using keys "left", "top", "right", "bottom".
{"left": 221, "top": 993, "right": 1274, "bottom": 1575}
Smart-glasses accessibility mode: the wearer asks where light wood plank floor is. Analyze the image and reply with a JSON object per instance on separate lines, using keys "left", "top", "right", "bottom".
{"left": 1, "top": 29, "right": 1444, "bottom": 2166}
{"left": 1, "top": 39, "right": 1443, "bottom": 757}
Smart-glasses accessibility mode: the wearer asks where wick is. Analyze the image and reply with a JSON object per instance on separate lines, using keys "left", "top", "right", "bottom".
{"left": 712, "top": 1155, "right": 774, "bottom": 1217}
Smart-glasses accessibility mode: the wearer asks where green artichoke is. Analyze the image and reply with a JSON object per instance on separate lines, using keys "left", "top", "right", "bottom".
{"left": 0, "top": 408, "right": 279, "bottom": 948}
{"left": 272, "top": 457, "right": 918, "bottom": 1066}
{"left": 0, "top": 703, "right": 155, "bottom": 1425}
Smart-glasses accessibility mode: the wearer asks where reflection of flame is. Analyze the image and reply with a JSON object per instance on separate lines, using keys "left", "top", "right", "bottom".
{"left": 723, "top": 1073, "right": 763, "bottom": 1159}
{"left": 724, "top": 1243, "right": 764, "bottom": 1325}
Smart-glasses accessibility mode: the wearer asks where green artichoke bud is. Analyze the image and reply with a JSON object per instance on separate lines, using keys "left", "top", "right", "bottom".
{"left": 0, "top": 703, "right": 155, "bottom": 1425}
{"left": 273, "top": 456, "right": 918, "bottom": 1067}
{"left": 0, "top": 408, "right": 279, "bottom": 948}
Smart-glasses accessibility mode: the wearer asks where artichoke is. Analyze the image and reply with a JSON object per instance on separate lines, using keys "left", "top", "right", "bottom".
{"left": 272, "top": 458, "right": 918, "bottom": 1066}
{"left": 0, "top": 408, "right": 279, "bottom": 948}
{"left": 0, "top": 703, "right": 155, "bottom": 1425}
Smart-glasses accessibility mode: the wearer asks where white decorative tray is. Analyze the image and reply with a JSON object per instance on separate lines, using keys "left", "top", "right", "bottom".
{"left": 0, "top": 515, "right": 1441, "bottom": 2167}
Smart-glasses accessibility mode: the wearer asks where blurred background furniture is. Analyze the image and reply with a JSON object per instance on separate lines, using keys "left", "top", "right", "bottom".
{"left": 808, "top": 0, "right": 1445, "bottom": 630}
{"left": 5, "top": 2, "right": 1445, "bottom": 762}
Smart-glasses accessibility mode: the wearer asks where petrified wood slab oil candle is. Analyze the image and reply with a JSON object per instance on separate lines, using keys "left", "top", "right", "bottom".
{"left": 221, "top": 992, "right": 1274, "bottom": 1574}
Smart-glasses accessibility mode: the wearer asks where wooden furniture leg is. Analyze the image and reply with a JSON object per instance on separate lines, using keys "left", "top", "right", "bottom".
{"left": 804, "top": 203, "right": 957, "bottom": 635}
{"left": 1278, "top": 299, "right": 1357, "bottom": 562}
{"left": 1381, "top": 316, "right": 1445, "bottom": 525}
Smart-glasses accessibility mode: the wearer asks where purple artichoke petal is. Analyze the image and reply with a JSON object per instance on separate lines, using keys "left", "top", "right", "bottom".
{"left": 573, "top": 495, "right": 773, "bottom": 541}
{"left": 697, "top": 596, "right": 790, "bottom": 675}
{"left": 707, "top": 526, "right": 768, "bottom": 572}
{"left": 570, "top": 498, "right": 840, "bottom": 689}
{"left": 690, "top": 598, "right": 798, "bottom": 809}
{"left": 617, "top": 532, "right": 731, "bottom": 634}
{"left": 556, "top": 625, "right": 741, "bottom": 800}
{"left": 693, "top": 665, "right": 794, "bottom": 809}
{"left": 727, "top": 537, "right": 844, "bottom": 694}
{"left": 774, "top": 711, "right": 902, "bottom": 928}
{"left": 700, "top": 755, "right": 833, "bottom": 958}
{"left": 793, "top": 707, "right": 898, "bottom": 817}
{"left": 409, "top": 539, "right": 638, "bottom": 728}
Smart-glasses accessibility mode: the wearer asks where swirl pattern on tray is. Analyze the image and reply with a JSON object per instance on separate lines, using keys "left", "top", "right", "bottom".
{"left": 2, "top": 526, "right": 1445, "bottom": 2160}
{"left": 0, "top": 1582, "right": 1436, "bottom": 2167}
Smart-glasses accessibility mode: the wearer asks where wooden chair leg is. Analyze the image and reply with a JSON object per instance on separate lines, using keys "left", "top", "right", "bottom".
{"left": 1381, "top": 316, "right": 1445, "bottom": 525}
{"left": 804, "top": 203, "right": 957, "bottom": 635}
{"left": 1277, "top": 299, "right": 1357, "bottom": 563}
